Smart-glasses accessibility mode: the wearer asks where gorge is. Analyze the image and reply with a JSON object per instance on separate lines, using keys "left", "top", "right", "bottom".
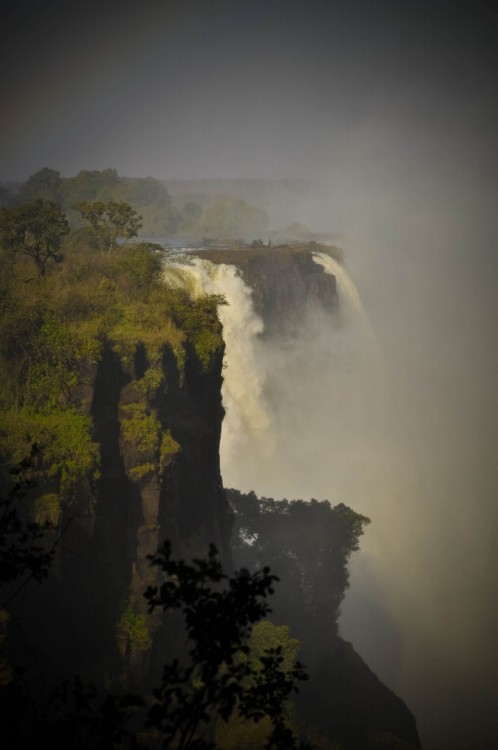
{"left": 0, "top": 240, "right": 420, "bottom": 748}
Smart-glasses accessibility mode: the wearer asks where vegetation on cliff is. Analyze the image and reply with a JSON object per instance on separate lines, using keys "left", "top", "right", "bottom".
{"left": 0, "top": 200, "right": 420, "bottom": 749}
{"left": 0, "top": 510, "right": 312, "bottom": 750}
{"left": 0, "top": 214, "right": 224, "bottom": 506}
{"left": 228, "top": 491, "right": 420, "bottom": 749}
{"left": 228, "top": 490, "right": 370, "bottom": 636}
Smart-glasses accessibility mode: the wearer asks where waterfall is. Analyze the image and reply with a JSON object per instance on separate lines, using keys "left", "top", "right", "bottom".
{"left": 312, "top": 251, "right": 379, "bottom": 357}
{"left": 164, "top": 252, "right": 383, "bottom": 502}
{"left": 163, "top": 257, "right": 273, "bottom": 478}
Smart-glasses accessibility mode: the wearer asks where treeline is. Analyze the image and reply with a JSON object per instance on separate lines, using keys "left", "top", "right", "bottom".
{"left": 228, "top": 489, "right": 370, "bottom": 643}
{"left": 0, "top": 168, "right": 269, "bottom": 239}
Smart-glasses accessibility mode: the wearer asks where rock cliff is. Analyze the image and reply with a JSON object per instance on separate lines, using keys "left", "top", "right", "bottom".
{"left": 196, "top": 243, "right": 340, "bottom": 336}
{"left": 1, "top": 243, "right": 420, "bottom": 747}
{"left": 10, "top": 339, "right": 231, "bottom": 687}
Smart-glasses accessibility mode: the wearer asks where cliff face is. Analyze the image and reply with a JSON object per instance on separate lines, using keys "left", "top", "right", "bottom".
{"left": 299, "top": 637, "right": 421, "bottom": 749}
{"left": 2, "top": 244, "right": 420, "bottom": 748}
{"left": 12, "top": 339, "right": 230, "bottom": 686}
{"left": 197, "top": 244, "right": 339, "bottom": 336}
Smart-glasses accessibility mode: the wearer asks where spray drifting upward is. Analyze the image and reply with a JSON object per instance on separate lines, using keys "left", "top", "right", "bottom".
{"left": 163, "top": 257, "right": 272, "bottom": 468}
{"left": 312, "top": 252, "right": 379, "bottom": 358}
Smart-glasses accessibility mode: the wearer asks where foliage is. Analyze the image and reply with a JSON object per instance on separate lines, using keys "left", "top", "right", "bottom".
{"left": 117, "top": 598, "right": 152, "bottom": 654}
{"left": 116, "top": 243, "right": 163, "bottom": 289}
{"left": 56, "top": 169, "right": 181, "bottom": 237}
{"left": 120, "top": 402, "right": 161, "bottom": 457}
{"left": 144, "top": 541, "right": 312, "bottom": 750}
{"left": 120, "top": 400, "right": 181, "bottom": 477}
{"left": 248, "top": 621, "right": 301, "bottom": 675}
{"left": 74, "top": 200, "right": 143, "bottom": 253}
{"left": 128, "top": 463, "right": 156, "bottom": 482}
{"left": 214, "top": 620, "right": 302, "bottom": 750}
{"left": 33, "top": 493, "right": 61, "bottom": 526}
{"left": 167, "top": 288, "right": 227, "bottom": 371}
{"left": 160, "top": 432, "right": 182, "bottom": 469}
{"left": 4, "top": 168, "right": 286, "bottom": 240}
{"left": 0, "top": 464, "right": 56, "bottom": 597}
{"left": 0, "top": 199, "right": 69, "bottom": 276}
{"left": 228, "top": 490, "right": 370, "bottom": 636}
{"left": 0, "top": 408, "right": 99, "bottom": 502}
{"left": 0, "top": 236, "right": 223, "bottom": 509}
{"left": 137, "top": 367, "right": 164, "bottom": 398}
{"left": 0, "top": 241, "right": 223, "bottom": 413}
{"left": 0, "top": 537, "right": 315, "bottom": 749}
{"left": 16, "top": 167, "right": 62, "bottom": 204}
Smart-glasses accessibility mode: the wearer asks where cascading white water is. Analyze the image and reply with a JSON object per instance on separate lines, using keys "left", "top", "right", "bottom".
{"left": 164, "top": 251, "right": 384, "bottom": 513}
{"left": 312, "top": 252, "right": 380, "bottom": 358}
{"left": 163, "top": 257, "right": 274, "bottom": 477}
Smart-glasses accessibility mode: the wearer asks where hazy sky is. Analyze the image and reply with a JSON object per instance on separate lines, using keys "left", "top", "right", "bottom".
{"left": 2, "top": 0, "right": 497, "bottom": 180}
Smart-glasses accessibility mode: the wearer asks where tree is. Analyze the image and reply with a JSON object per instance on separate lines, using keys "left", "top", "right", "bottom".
{"left": 214, "top": 621, "right": 303, "bottom": 750}
{"left": 17, "top": 167, "right": 62, "bottom": 204}
{"left": 228, "top": 490, "right": 370, "bottom": 638}
{"left": 0, "top": 455, "right": 56, "bottom": 607}
{"left": 144, "top": 541, "right": 311, "bottom": 750}
{"left": 0, "top": 200, "right": 69, "bottom": 276}
{"left": 1, "top": 537, "right": 312, "bottom": 749}
{"left": 75, "top": 200, "right": 143, "bottom": 252}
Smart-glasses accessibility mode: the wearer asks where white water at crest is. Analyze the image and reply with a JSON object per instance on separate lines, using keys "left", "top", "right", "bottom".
{"left": 163, "top": 257, "right": 273, "bottom": 471}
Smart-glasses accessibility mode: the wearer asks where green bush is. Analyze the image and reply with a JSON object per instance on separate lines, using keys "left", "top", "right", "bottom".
{"left": 117, "top": 598, "right": 152, "bottom": 654}
{"left": 0, "top": 407, "right": 99, "bottom": 498}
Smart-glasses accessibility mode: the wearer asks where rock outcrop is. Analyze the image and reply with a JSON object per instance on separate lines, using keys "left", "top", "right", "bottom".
{"left": 197, "top": 244, "right": 340, "bottom": 336}
{"left": 11, "top": 338, "right": 230, "bottom": 687}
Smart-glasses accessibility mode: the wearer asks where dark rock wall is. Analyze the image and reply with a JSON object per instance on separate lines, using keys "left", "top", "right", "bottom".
{"left": 197, "top": 245, "right": 338, "bottom": 336}
{"left": 12, "top": 338, "right": 230, "bottom": 687}
{"left": 7, "top": 248, "right": 421, "bottom": 747}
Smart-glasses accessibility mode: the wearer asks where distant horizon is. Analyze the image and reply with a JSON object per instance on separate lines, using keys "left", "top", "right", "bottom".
{"left": 1, "top": 170, "right": 312, "bottom": 185}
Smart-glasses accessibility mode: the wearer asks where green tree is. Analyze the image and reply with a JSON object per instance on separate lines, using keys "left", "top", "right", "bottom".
{"left": 214, "top": 621, "right": 303, "bottom": 750}
{"left": 17, "top": 167, "right": 62, "bottom": 204}
{"left": 75, "top": 200, "right": 143, "bottom": 252}
{"left": 61, "top": 168, "right": 121, "bottom": 204}
{"left": 0, "top": 456, "right": 56, "bottom": 604}
{"left": 1, "top": 537, "right": 312, "bottom": 749}
{"left": 0, "top": 200, "right": 69, "bottom": 276}
{"left": 228, "top": 491, "right": 370, "bottom": 638}
{"left": 144, "top": 542, "right": 311, "bottom": 750}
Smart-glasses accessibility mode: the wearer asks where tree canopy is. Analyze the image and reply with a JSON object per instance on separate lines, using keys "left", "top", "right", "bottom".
{"left": 0, "top": 199, "right": 69, "bottom": 276}
{"left": 143, "top": 541, "right": 311, "bottom": 750}
{"left": 16, "top": 167, "right": 62, "bottom": 204}
{"left": 74, "top": 200, "right": 143, "bottom": 252}
{"left": 227, "top": 490, "right": 370, "bottom": 638}
{"left": 0, "top": 528, "right": 312, "bottom": 749}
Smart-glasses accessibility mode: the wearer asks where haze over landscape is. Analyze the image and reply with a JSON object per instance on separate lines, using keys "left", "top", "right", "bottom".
{"left": 2, "top": 2, "right": 498, "bottom": 749}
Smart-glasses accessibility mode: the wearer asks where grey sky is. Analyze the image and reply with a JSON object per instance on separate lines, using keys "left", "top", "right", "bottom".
{"left": 2, "top": 0, "right": 497, "bottom": 180}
